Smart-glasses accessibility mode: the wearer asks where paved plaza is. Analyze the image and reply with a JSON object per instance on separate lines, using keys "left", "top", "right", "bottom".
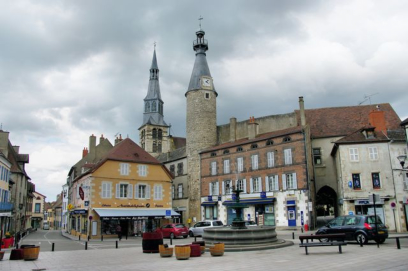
{"left": 1, "top": 230, "right": 408, "bottom": 271}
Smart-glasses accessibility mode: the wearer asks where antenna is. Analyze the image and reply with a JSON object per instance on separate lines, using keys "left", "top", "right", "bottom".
{"left": 358, "top": 93, "right": 379, "bottom": 105}
{"left": 198, "top": 15, "right": 203, "bottom": 29}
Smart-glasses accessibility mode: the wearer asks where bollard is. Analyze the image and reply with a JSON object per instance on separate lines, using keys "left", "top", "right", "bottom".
{"left": 85, "top": 241, "right": 88, "bottom": 250}
{"left": 116, "top": 240, "right": 118, "bottom": 249}
{"left": 101, "top": 235, "right": 103, "bottom": 242}
{"left": 301, "top": 227, "right": 304, "bottom": 233}
{"left": 79, "top": 235, "right": 81, "bottom": 241}
{"left": 359, "top": 235, "right": 363, "bottom": 247}
{"left": 396, "top": 237, "right": 401, "bottom": 249}
{"left": 292, "top": 232, "right": 295, "bottom": 240}
{"left": 88, "top": 235, "right": 90, "bottom": 241}
{"left": 170, "top": 234, "right": 173, "bottom": 245}
{"left": 52, "top": 243, "right": 55, "bottom": 251}
{"left": 194, "top": 236, "right": 197, "bottom": 242}
{"left": 126, "top": 233, "right": 128, "bottom": 240}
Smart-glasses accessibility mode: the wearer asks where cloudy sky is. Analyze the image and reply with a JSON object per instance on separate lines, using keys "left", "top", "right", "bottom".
{"left": 1, "top": 0, "right": 408, "bottom": 201}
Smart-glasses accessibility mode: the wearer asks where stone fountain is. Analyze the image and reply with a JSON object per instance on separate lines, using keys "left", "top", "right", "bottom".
{"left": 202, "top": 186, "right": 293, "bottom": 251}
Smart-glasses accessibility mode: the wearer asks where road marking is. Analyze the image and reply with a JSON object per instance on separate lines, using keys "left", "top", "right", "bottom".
{"left": 44, "top": 231, "right": 52, "bottom": 244}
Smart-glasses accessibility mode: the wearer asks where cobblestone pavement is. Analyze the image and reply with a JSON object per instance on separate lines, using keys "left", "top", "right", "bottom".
{"left": 1, "top": 230, "right": 407, "bottom": 271}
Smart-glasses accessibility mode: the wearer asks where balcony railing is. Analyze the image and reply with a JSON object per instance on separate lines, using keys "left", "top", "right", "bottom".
{"left": 193, "top": 39, "right": 208, "bottom": 46}
{"left": 0, "top": 202, "right": 14, "bottom": 212}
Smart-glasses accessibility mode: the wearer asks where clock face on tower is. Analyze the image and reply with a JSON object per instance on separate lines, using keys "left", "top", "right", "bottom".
{"left": 201, "top": 76, "right": 213, "bottom": 90}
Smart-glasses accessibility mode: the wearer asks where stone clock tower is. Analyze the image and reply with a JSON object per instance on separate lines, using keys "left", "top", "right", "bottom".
{"left": 186, "top": 25, "right": 218, "bottom": 222}
{"left": 139, "top": 48, "right": 171, "bottom": 156}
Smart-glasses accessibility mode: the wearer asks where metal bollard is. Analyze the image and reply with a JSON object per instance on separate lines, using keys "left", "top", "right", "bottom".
{"left": 194, "top": 236, "right": 197, "bottom": 242}
{"left": 170, "top": 235, "right": 173, "bottom": 245}
{"left": 292, "top": 232, "right": 295, "bottom": 240}
{"left": 79, "top": 235, "right": 81, "bottom": 241}
{"left": 396, "top": 237, "right": 401, "bottom": 249}
{"left": 116, "top": 240, "right": 118, "bottom": 249}
{"left": 52, "top": 243, "right": 55, "bottom": 251}
{"left": 85, "top": 241, "right": 88, "bottom": 250}
{"left": 359, "top": 235, "right": 363, "bottom": 247}
{"left": 88, "top": 235, "right": 90, "bottom": 241}
{"left": 101, "top": 235, "right": 103, "bottom": 241}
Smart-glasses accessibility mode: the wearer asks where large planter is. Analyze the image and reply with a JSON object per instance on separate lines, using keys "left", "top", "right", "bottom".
{"left": 9, "top": 249, "right": 24, "bottom": 260}
{"left": 1, "top": 237, "right": 14, "bottom": 249}
{"left": 190, "top": 244, "right": 201, "bottom": 257}
{"left": 158, "top": 244, "right": 173, "bottom": 257}
{"left": 142, "top": 232, "right": 163, "bottom": 253}
{"left": 22, "top": 246, "right": 40, "bottom": 261}
{"left": 209, "top": 242, "right": 224, "bottom": 257}
{"left": 175, "top": 245, "right": 191, "bottom": 260}
{"left": 192, "top": 241, "right": 205, "bottom": 254}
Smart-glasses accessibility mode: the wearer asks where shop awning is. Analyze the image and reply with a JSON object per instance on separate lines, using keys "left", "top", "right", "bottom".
{"left": 93, "top": 208, "right": 180, "bottom": 219}
{"left": 201, "top": 201, "right": 218, "bottom": 206}
{"left": 222, "top": 197, "right": 274, "bottom": 206}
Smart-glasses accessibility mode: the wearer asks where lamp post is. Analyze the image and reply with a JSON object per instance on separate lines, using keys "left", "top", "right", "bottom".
{"left": 397, "top": 155, "right": 407, "bottom": 169}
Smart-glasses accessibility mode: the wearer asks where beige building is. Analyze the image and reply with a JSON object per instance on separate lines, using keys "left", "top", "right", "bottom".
{"left": 31, "top": 191, "right": 46, "bottom": 229}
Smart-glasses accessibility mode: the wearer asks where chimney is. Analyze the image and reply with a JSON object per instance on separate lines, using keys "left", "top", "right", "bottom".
{"left": 13, "top": 146, "right": 20, "bottom": 154}
{"left": 369, "top": 106, "right": 387, "bottom": 136}
{"left": 248, "top": 116, "right": 259, "bottom": 140}
{"left": 0, "top": 130, "right": 10, "bottom": 157}
{"left": 230, "top": 117, "right": 237, "bottom": 142}
{"left": 299, "top": 96, "right": 306, "bottom": 126}
{"left": 89, "top": 134, "right": 96, "bottom": 155}
{"left": 100, "top": 134, "right": 105, "bottom": 144}
{"left": 82, "top": 147, "right": 88, "bottom": 158}
{"left": 114, "top": 134, "right": 123, "bottom": 145}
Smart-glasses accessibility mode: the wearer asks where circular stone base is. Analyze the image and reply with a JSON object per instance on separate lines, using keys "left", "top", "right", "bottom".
{"left": 203, "top": 226, "right": 293, "bottom": 252}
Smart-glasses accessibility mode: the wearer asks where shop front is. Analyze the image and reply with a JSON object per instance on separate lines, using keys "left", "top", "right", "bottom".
{"left": 223, "top": 197, "right": 275, "bottom": 226}
{"left": 354, "top": 199, "right": 385, "bottom": 224}
{"left": 92, "top": 208, "right": 180, "bottom": 239}
{"left": 70, "top": 209, "right": 88, "bottom": 237}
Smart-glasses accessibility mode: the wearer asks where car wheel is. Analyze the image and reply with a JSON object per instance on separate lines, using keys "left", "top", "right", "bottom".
{"left": 356, "top": 233, "right": 368, "bottom": 244}
{"left": 183, "top": 235, "right": 188, "bottom": 239}
{"left": 189, "top": 231, "right": 194, "bottom": 237}
{"left": 170, "top": 233, "right": 175, "bottom": 239}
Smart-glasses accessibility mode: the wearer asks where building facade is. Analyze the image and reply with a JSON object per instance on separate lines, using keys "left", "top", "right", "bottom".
{"left": 31, "top": 191, "right": 46, "bottom": 229}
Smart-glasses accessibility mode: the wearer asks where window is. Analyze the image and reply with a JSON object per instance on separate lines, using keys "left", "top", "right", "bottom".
{"left": 135, "top": 184, "right": 150, "bottom": 199}
{"left": 237, "top": 157, "right": 244, "bottom": 172}
{"left": 138, "top": 165, "right": 147, "bottom": 177}
{"left": 237, "top": 146, "right": 243, "bottom": 152}
{"left": 153, "top": 141, "right": 157, "bottom": 152}
{"left": 152, "top": 101, "right": 157, "bottom": 111}
{"left": 223, "top": 150, "right": 230, "bottom": 154}
{"left": 404, "top": 173, "right": 408, "bottom": 190}
{"left": 154, "top": 184, "right": 163, "bottom": 200}
{"left": 102, "top": 182, "right": 112, "bottom": 198}
{"left": 251, "top": 144, "right": 258, "bottom": 149}
{"left": 158, "top": 129, "right": 163, "bottom": 140}
{"left": 251, "top": 154, "right": 259, "bottom": 170}
{"left": 313, "top": 148, "right": 322, "bottom": 165}
{"left": 211, "top": 162, "right": 217, "bottom": 176}
{"left": 152, "top": 129, "right": 157, "bottom": 139}
{"left": 250, "top": 177, "right": 262, "bottom": 193}
{"left": 35, "top": 203, "right": 41, "bottom": 213}
{"left": 178, "top": 184, "right": 183, "bottom": 198}
{"left": 177, "top": 163, "right": 184, "bottom": 175}
{"left": 209, "top": 181, "right": 219, "bottom": 195}
{"left": 224, "top": 159, "right": 230, "bottom": 174}
{"left": 267, "top": 152, "right": 275, "bottom": 168}
{"left": 284, "top": 149, "right": 292, "bottom": 165}
{"left": 236, "top": 179, "right": 246, "bottom": 193}
{"left": 349, "top": 148, "right": 359, "bottom": 162}
{"left": 158, "top": 141, "right": 162, "bottom": 153}
{"left": 205, "top": 206, "right": 217, "bottom": 220}
{"left": 120, "top": 163, "right": 129, "bottom": 175}
{"left": 283, "top": 173, "right": 297, "bottom": 190}
{"left": 171, "top": 185, "right": 175, "bottom": 199}
{"left": 116, "top": 183, "right": 133, "bottom": 199}
{"left": 283, "top": 136, "right": 291, "bottom": 142}
{"left": 369, "top": 147, "right": 378, "bottom": 160}
{"left": 266, "top": 139, "right": 274, "bottom": 146}
{"left": 352, "top": 174, "right": 361, "bottom": 189}
{"left": 170, "top": 165, "right": 175, "bottom": 175}
{"left": 372, "top": 173, "right": 381, "bottom": 189}
{"left": 211, "top": 152, "right": 217, "bottom": 157}
{"left": 223, "top": 180, "right": 232, "bottom": 195}
{"left": 205, "top": 92, "right": 210, "bottom": 99}
{"left": 266, "top": 175, "right": 279, "bottom": 191}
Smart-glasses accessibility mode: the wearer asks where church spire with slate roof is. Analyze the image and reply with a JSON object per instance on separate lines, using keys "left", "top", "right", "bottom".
{"left": 139, "top": 46, "right": 170, "bottom": 156}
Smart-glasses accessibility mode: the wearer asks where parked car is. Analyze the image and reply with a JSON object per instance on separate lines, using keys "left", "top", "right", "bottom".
{"left": 189, "top": 220, "right": 224, "bottom": 237}
{"left": 160, "top": 223, "right": 189, "bottom": 239}
{"left": 316, "top": 215, "right": 388, "bottom": 244}
{"left": 43, "top": 222, "right": 50, "bottom": 230}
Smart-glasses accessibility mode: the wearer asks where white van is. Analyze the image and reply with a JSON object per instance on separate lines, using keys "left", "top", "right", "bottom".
{"left": 43, "top": 222, "right": 50, "bottom": 230}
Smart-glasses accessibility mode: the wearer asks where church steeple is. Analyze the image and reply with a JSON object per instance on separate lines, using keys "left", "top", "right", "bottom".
{"left": 142, "top": 48, "right": 166, "bottom": 126}
{"left": 139, "top": 47, "right": 170, "bottom": 156}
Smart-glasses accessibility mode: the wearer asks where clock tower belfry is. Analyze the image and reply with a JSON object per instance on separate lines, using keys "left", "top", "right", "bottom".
{"left": 186, "top": 22, "right": 218, "bottom": 222}
{"left": 139, "top": 47, "right": 170, "bottom": 156}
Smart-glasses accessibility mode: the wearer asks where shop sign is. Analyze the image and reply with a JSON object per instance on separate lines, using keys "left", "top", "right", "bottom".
{"left": 118, "top": 204, "right": 146, "bottom": 208}
{"left": 208, "top": 195, "right": 213, "bottom": 202}
{"left": 301, "top": 211, "right": 304, "bottom": 226}
{"left": 260, "top": 192, "right": 266, "bottom": 199}
{"left": 85, "top": 201, "right": 89, "bottom": 207}
{"left": 79, "top": 187, "right": 84, "bottom": 200}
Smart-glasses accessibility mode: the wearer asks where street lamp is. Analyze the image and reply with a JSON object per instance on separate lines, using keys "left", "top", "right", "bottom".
{"left": 397, "top": 155, "right": 407, "bottom": 169}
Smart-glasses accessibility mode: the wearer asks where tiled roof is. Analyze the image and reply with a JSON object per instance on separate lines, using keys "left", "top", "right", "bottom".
{"left": 401, "top": 117, "right": 408, "bottom": 126}
{"left": 387, "top": 129, "right": 406, "bottom": 141}
{"left": 201, "top": 126, "right": 303, "bottom": 153}
{"left": 295, "top": 103, "right": 401, "bottom": 138}
{"left": 172, "top": 136, "right": 186, "bottom": 149}
{"left": 156, "top": 146, "right": 186, "bottom": 163}
{"left": 334, "top": 127, "right": 389, "bottom": 144}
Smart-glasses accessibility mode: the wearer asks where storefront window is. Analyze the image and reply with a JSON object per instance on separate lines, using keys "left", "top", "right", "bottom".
{"left": 205, "top": 206, "right": 217, "bottom": 220}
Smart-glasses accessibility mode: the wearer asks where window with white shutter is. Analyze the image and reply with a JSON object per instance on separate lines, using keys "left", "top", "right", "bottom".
{"left": 224, "top": 159, "right": 230, "bottom": 174}
{"left": 349, "top": 148, "right": 359, "bottom": 162}
{"left": 251, "top": 155, "right": 259, "bottom": 170}
{"left": 284, "top": 149, "right": 292, "bottom": 165}
{"left": 267, "top": 152, "right": 275, "bottom": 168}
{"left": 211, "top": 162, "right": 217, "bottom": 176}
{"left": 237, "top": 157, "right": 244, "bottom": 172}
{"left": 154, "top": 184, "right": 163, "bottom": 200}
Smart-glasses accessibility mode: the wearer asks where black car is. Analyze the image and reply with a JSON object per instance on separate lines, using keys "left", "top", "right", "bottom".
{"left": 316, "top": 215, "right": 388, "bottom": 244}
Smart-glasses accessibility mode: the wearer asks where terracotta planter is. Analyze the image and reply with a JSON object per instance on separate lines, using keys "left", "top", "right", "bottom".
{"left": 175, "top": 245, "right": 191, "bottom": 260}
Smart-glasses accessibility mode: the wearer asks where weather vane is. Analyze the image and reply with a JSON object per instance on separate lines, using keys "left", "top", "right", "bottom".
{"left": 198, "top": 15, "right": 203, "bottom": 28}
{"left": 154, "top": 41, "right": 156, "bottom": 50}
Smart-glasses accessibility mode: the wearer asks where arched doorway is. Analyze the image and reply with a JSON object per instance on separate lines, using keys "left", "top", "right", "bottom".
{"left": 316, "top": 186, "right": 338, "bottom": 227}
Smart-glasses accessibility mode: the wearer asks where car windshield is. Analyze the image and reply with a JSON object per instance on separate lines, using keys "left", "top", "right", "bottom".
{"left": 175, "top": 224, "right": 186, "bottom": 228}
{"left": 213, "top": 221, "right": 223, "bottom": 226}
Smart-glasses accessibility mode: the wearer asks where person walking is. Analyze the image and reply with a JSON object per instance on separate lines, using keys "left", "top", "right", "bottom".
{"left": 116, "top": 224, "right": 122, "bottom": 241}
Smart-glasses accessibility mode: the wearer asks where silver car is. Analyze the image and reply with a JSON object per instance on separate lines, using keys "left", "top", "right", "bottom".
{"left": 189, "top": 220, "right": 224, "bottom": 237}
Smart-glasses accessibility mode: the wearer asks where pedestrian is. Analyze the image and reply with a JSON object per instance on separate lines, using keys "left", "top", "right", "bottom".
{"left": 116, "top": 224, "right": 122, "bottom": 241}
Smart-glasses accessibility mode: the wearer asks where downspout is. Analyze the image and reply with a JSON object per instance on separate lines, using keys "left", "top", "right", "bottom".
{"left": 387, "top": 140, "right": 399, "bottom": 232}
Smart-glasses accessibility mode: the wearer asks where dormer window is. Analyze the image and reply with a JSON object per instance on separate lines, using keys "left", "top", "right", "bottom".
{"left": 362, "top": 128, "right": 376, "bottom": 139}
{"left": 283, "top": 136, "right": 291, "bottom": 142}
{"left": 211, "top": 152, "right": 217, "bottom": 157}
{"left": 223, "top": 150, "right": 230, "bottom": 154}
{"left": 237, "top": 146, "right": 243, "bottom": 152}
{"left": 251, "top": 144, "right": 258, "bottom": 149}
{"left": 266, "top": 139, "right": 274, "bottom": 146}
